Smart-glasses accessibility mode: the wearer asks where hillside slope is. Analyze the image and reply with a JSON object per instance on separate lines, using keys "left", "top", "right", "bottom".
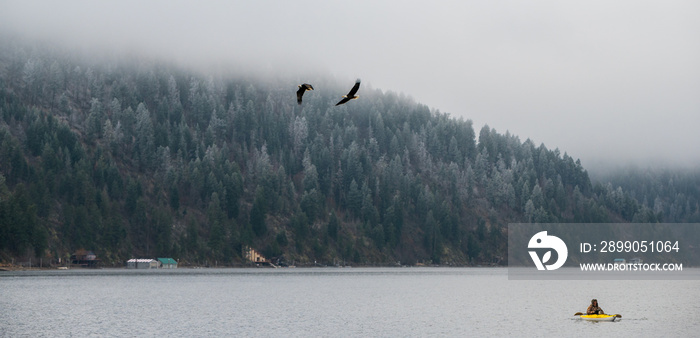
{"left": 0, "top": 39, "right": 656, "bottom": 266}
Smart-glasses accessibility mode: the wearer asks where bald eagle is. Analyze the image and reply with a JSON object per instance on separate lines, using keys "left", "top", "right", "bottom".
{"left": 335, "top": 79, "right": 361, "bottom": 106}
{"left": 296, "top": 83, "right": 314, "bottom": 105}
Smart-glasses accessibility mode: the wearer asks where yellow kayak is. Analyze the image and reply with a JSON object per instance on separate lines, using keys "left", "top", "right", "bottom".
{"left": 580, "top": 314, "right": 620, "bottom": 322}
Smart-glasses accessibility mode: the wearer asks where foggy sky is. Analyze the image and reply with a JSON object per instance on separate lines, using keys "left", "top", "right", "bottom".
{"left": 2, "top": 0, "right": 699, "bottom": 168}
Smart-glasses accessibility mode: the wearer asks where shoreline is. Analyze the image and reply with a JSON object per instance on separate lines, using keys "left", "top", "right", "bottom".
{"left": 0, "top": 263, "right": 503, "bottom": 271}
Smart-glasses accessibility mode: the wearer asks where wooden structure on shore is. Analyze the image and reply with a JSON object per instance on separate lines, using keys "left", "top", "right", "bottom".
{"left": 243, "top": 246, "right": 277, "bottom": 267}
{"left": 71, "top": 249, "right": 100, "bottom": 268}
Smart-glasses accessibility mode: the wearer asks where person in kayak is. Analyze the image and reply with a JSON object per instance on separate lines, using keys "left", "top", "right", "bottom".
{"left": 587, "top": 299, "right": 604, "bottom": 315}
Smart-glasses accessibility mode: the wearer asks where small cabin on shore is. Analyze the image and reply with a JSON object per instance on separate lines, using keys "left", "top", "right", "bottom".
{"left": 71, "top": 249, "right": 100, "bottom": 267}
{"left": 158, "top": 258, "right": 178, "bottom": 269}
{"left": 243, "top": 246, "right": 267, "bottom": 263}
{"left": 243, "top": 246, "right": 278, "bottom": 267}
{"left": 126, "top": 259, "right": 159, "bottom": 269}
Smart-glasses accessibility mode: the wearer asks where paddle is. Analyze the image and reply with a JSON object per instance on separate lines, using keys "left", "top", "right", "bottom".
{"left": 573, "top": 312, "right": 584, "bottom": 316}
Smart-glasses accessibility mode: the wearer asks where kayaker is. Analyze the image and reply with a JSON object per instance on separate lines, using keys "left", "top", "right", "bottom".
{"left": 587, "top": 299, "right": 604, "bottom": 315}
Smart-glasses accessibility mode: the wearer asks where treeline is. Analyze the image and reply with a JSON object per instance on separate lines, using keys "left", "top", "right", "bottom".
{"left": 0, "top": 38, "right": 683, "bottom": 266}
{"left": 593, "top": 166, "right": 700, "bottom": 223}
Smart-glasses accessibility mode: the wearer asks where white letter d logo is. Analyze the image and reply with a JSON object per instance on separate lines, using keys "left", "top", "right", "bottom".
{"left": 528, "top": 231, "right": 568, "bottom": 270}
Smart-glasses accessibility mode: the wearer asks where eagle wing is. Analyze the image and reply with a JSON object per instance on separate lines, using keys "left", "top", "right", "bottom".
{"left": 347, "top": 80, "right": 361, "bottom": 97}
{"left": 296, "top": 87, "right": 305, "bottom": 104}
{"left": 335, "top": 97, "right": 351, "bottom": 106}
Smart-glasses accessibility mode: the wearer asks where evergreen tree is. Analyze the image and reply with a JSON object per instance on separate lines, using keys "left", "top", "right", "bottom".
{"left": 250, "top": 189, "right": 267, "bottom": 237}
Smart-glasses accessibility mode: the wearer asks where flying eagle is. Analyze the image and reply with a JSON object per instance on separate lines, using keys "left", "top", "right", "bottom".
{"left": 296, "top": 83, "right": 314, "bottom": 105}
{"left": 335, "top": 79, "right": 361, "bottom": 106}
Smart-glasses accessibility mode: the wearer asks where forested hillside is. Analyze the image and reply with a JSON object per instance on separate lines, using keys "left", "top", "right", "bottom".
{"left": 593, "top": 167, "right": 700, "bottom": 223}
{"left": 0, "top": 38, "right": 686, "bottom": 267}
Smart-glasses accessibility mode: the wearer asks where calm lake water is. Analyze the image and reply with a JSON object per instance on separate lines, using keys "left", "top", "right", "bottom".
{"left": 1, "top": 267, "right": 699, "bottom": 337}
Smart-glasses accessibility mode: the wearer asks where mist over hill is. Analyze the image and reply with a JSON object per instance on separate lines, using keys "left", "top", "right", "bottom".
{"left": 1, "top": 38, "right": 697, "bottom": 266}
{"left": 590, "top": 165, "right": 700, "bottom": 223}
